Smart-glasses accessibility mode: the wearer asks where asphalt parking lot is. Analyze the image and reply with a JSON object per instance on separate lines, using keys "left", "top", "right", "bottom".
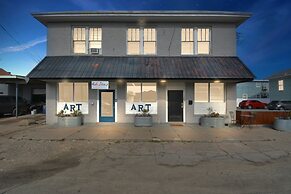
{"left": 0, "top": 115, "right": 291, "bottom": 194}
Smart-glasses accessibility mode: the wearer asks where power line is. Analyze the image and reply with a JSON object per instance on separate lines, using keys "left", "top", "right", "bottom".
{"left": 0, "top": 23, "right": 42, "bottom": 63}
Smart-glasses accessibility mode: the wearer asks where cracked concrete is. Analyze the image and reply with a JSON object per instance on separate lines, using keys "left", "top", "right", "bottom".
{"left": 1, "top": 118, "right": 291, "bottom": 193}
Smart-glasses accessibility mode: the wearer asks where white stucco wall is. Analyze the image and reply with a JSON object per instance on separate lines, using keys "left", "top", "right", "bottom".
{"left": 46, "top": 80, "right": 237, "bottom": 125}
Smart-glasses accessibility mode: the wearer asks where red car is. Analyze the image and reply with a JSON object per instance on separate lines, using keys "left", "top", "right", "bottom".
{"left": 239, "top": 100, "right": 267, "bottom": 109}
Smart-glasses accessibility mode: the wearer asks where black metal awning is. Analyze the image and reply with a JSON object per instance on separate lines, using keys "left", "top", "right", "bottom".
{"left": 28, "top": 56, "right": 255, "bottom": 81}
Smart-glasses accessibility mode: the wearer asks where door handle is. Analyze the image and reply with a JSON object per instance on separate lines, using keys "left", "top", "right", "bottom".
{"left": 181, "top": 103, "right": 183, "bottom": 109}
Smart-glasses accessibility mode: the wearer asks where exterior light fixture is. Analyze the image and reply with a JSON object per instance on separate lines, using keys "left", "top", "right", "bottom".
{"left": 214, "top": 80, "right": 220, "bottom": 83}
{"left": 117, "top": 79, "right": 124, "bottom": 84}
{"left": 160, "top": 80, "right": 167, "bottom": 83}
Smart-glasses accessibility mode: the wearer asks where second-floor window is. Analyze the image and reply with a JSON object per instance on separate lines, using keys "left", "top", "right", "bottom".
{"left": 127, "top": 28, "right": 140, "bottom": 55}
{"left": 181, "top": 27, "right": 211, "bottom": 55}
{"left": 72, "top": 27, "right": 102, "bottom": 54}
{"left": 181, "top": 28, "right": 194, "bottom": 55}
{"left": 127, "top": 28, "right": 156, "bottom": 55}
{"left": 197, "top": 28, "right": 210, "bottom": 54}
{"left": 143, "top": 28, "right": 156, "bottom": 55}
{"left": 278, "top": 80, "right": 284, "bottom": 91}
{"left": 89, "top": 28, "right": 102, "bottom": 51}
{"left": 73, "top": 27, "right": 86, "bottom": 54}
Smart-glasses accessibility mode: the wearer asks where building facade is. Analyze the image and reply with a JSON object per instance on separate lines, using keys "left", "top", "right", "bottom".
{"left": 28, "top": 11, "right": 254, "bottom": 124}
{"left": 236, "top": 80, "right": 270, "bottom": 106}
{"left": 268, "top": 69, "right": 291, "bottom": 101}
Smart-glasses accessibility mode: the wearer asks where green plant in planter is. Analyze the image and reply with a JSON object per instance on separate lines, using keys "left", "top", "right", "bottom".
{"left": 135, "top": 109, "right": 151, "bottom": 117}
{"left": 134, "top": 108, "right": 153, "bottom": 127}
{"left": 204, "top": 107, "right": 222, "bottom": 118}
{"left": 57, "top": 110, "right": 82, "bottom": 117}
{"left": 70, "top": 110, "right": 82, "bottom": 117}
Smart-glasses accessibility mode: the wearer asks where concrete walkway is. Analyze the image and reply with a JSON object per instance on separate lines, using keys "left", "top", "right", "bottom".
{"left": 9, "top": 123, "right": 291, "bottom": 143}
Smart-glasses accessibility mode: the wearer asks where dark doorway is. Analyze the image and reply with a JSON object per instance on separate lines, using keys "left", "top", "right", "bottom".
{"left": 168, "top": 90, "right": 183, "bottom": 122}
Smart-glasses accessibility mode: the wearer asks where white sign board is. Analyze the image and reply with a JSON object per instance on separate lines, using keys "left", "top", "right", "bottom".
{"left": 126, "top": 102, "right": 157, "bottom": 114}
{"left": 91, "top": 81, "right": 109, "bottom": 89}
{"left": 194, "top": 102, "right": 226, "bottom": 115}
{"left": 57, "top": 102, "right": 89, "bottom": 114}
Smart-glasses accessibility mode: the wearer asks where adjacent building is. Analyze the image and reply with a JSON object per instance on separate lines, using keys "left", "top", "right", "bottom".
{"left": 268, "top": 69, "right": 291, "bottom": 101}
{"left": 236, "top": 80, "right": 269, "bottom": 106}
{"left": 0, "top": 68, "right": 45, "bottom": 104}
{"left": 0, "top": 68, "right": 12, "bottom": 96}
{"left": 28, "top": 11, "right": 254, "bottom": 124}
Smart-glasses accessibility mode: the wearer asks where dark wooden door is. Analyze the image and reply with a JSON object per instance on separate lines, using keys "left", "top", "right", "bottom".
{"left": 168, "top": 90, "right": 183, "bottom": 122}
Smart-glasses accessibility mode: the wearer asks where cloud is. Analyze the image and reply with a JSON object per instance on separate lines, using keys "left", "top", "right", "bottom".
{"left": 0, "top": 37, "right": 46, "bottom": 54}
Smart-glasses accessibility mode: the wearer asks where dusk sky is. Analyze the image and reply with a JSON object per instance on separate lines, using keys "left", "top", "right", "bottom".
{"left": 0, "top": 0, "right": 290, "bottom": 79}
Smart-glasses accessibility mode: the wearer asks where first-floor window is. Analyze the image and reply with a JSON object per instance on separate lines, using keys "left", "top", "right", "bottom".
{"left": 278, "top": 80, "right": 284, "bottom": 91}
{"left": 127, "top": 82, "right": 157, "bottom": 102}
{"left": 58, "top": 82, "right": 88, "bottom": 102}
{"left": 210, "top": 83, "right": 224, "bottom": 102}
{"left": 194, "top": 83, "right": 208, "bottom": 102}
{"left": 194, "top": 82, "right": 224, "bottom": 102}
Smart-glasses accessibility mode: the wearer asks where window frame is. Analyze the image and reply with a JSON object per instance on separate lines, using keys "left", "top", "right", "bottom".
{"left": 194, "top": 83, "right": 209, "bottom": 102}
{"left": 58, "top": 82, "right": 89, "bottom": 102}
{"left": 143, "top": 28, "right": 157, "bottom": 55}
{"left": 181, "top": 27, "right": 211, "bottom": 56}
{"left": 72, "top": 27, "right": 87, "bottom": 54}
{"left": 72, "top": 26, "right": 102, "bottom": 55}
{"left": 88, "top": 27, "right": 102, "bottom": 53}
{"left": 181, "top": 28, "right": 194, "bottom": 55}
{"left": 126, "top": 82, "right": 157, "bottom": 102}
{"left": 127, "top": 28, "right": 141, "bottom": 55}
{"left": 209, "top": 82, "right": 224, "bottom": 102}
{"left": 126, "top": 27, "right": 157, "bottom": 55}
{"left": 194, "top": 82, "right": 225, "bottom": 103}
{"left": 278, "top": 80, "right": 284, "bottom": 91}
{"left": 197, "top": 27, "right": 211, "bottom": 55}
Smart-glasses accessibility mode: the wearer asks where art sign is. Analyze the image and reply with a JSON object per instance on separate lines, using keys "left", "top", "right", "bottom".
{"left": 125, "top": 102, "right": 157, "bottom": 114}
{"left": 57, "top": 102, "right": 89, "bottom": 114}
{"left": 91, "top": 81, "right": 109, "bottom": 89}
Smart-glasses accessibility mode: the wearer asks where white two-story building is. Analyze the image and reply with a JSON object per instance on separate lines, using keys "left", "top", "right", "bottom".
{"left": 28, "top": 11, "right": 254, "bottom": 124}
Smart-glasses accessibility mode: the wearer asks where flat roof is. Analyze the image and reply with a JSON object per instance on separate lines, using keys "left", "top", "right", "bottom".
{"left": 32, "top": 10, "right": 251, "bottom": 26}
{"left": 0, "top": 75, "right": 29, "bottom": 84}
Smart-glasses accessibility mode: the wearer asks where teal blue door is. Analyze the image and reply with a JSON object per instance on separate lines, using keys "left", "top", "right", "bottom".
{"left": 99, "top": 90, "right": 115, "bottom": 122}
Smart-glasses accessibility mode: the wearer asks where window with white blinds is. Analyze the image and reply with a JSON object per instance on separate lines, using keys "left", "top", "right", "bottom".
{"left": 127, "top": 28, "right": 156, "bottom": 55}
{"left": 181, "top": 28, "right": 194, "bottom": 55}
{"left": 194, "top": 83, "right": 224, "bottom": 102}
{"left": 73, "top": 27, "right": 102, "bottom": 54}
{"left": 73, "top": 27, "right": 86, "bottom": 54}
{"left": 181, "top": 27, "right": 211, "bottom": 55}
{"left": 89, "top": 28, "right": 102, "bottom": 50}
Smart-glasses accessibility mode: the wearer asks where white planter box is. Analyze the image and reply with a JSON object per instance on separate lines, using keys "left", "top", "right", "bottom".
{"left": 58, "top": 116, "right": 82, "bottom": 127}
{"left": 200, "top": 117, "right": 225, "bottom": 128}
{"left": 273, "top": 118, "right": 291, "bottom": 131}
{"left": 134, "top": 116, "right": 153, "bottom": 127}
